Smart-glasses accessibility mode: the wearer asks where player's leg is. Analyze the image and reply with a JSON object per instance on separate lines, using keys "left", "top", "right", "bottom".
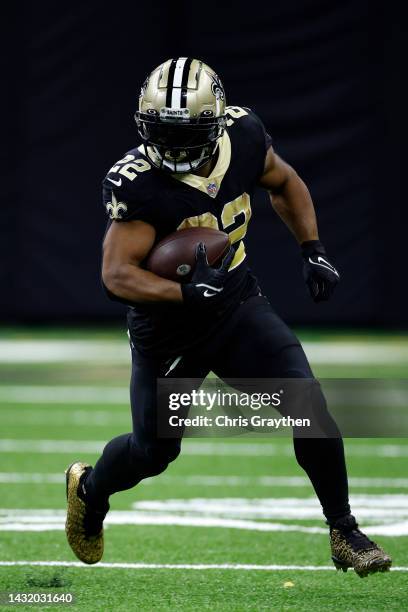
{"left": 212, "top": 296, "right": 349, "bottom": 521}
{"left": 212, "top": 295, "right": 391, "bottom": 576}
{"left": 84, "top": 350, "right": 179, "bottom": 505}
{"left": 65, "top": 336, "right": 209, "bottom": 564}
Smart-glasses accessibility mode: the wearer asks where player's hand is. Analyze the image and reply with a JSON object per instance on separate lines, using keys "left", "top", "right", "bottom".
{"left": 181, "top": 242, "right": 234, "bottom": 308}
{"left": 301, "top": 240, "right": 340, "bottom": 302}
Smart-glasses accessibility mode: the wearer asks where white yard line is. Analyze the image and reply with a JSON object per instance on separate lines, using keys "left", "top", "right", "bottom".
{"left": 1, "top": 385, "right": 407, "bottom": 408}
{"left": 0, "top": 341, "right": 130, "bottom": 364}
{"left": 1, "top": 409, "right": 127, "bottom": 426}
{"left": 132, "top": 494, "right": 408, "bottom": 515}
{"left": 0, "top": 517, "right": 326, "bottom": 534}
{"left": 0, "top": 387, "right": 129, "bottom": 404}
{"left": 0, "top": 560, "right": 406, "bottom": 571}
{"left": 1, "top": 439, "right": 408, "bottom": 457}
{"left": 0, "top": 339, "right": 407, "bottom": 364}
{"left": 3, "top": 496, "right": 408, "bottom": 535}
{"left": 164, "top": 475, "right": 408, "bottom": 488}
{"left": 2, "top": 472, "right": 408, "bottom": 489}
{"left": 0, "top": 439, "right": 104, "bottom": 453}
{"left": 0, "top": 473, "right": 64, "bottom": 484}
{"left": 0, "top": 508, "right": 327, "bottom": 534}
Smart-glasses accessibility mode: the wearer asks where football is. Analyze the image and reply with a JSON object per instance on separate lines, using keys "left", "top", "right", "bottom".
{"left": 146, "top": 227, "right": 231, "bottom": 282}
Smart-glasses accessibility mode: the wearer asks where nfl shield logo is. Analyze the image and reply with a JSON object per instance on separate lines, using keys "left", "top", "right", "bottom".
{"left": 206, "top": 181, "right": 218, "bottom": 197}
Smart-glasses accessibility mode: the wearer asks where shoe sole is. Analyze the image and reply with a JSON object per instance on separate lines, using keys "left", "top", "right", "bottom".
{"left": 332, "top": 555, "right": 392, "bottom": 577}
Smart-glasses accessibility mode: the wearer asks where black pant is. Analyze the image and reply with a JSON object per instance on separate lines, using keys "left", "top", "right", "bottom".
{"left": 85, "top": 296, "right": 350, "bottom": 522}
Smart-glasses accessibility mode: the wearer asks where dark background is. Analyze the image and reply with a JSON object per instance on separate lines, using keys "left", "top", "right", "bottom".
{"left": 2, "top": 1, "right": 406, "bottom": 327}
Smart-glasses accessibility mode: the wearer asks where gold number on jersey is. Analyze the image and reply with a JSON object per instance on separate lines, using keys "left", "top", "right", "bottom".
{"left": 109, "top": 155, "right": 134, "bottom": 173}
{"left": 119, "top": 159, "right": 151, "bottom": 180}
{"left": 177, "top": 193, "right": 252, "bottom": 269}
{"left": 177, "top": 212, "right": 219, "bottom": 231}
{"left": 178, "top": 194, "right": 251, "bottom": 244}
{"left": 225, "top": 106, "right": 248, "bottom": 127}
{"left": 109, "top": 155, "right": 151, "bottom": 180}
{"left": 221, "top": 193, "right": 252, "bottom": 244}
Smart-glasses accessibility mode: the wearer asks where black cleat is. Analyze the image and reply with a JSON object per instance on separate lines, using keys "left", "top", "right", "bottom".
{"left": 330, "top": 515, "right": 392, "bottom": 577}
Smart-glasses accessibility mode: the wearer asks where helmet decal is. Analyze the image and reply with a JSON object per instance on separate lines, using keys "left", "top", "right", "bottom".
{"left": 165, "top": 57, "right": 193, "bottom": 109}
{"left": 140, "top": 77, "right": 149, "bottom": 99}
{"left": 211, "top": 74, "right": 225, "bottom": 101}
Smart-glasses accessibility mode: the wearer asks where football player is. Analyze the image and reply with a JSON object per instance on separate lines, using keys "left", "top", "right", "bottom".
{"left": 65, "top": 58, "right": 391, "bottom": 575}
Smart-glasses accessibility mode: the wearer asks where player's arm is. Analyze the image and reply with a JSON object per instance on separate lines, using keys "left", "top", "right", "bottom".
{"left": 102, "top": 220, "right": 183, "bottom": 303}
{"left": 259, "top": 147, "right": 318, "bottom": 243}
{"left": 103, "top": 218, "right": 233, "bottom": 307}
{"left": 259, "top": 146, "right": 340, "bottom": 302}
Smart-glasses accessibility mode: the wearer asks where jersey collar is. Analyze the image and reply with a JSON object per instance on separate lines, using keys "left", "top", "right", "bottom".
{"left": 171, "top": 131, "right": 232, "bottom": 198}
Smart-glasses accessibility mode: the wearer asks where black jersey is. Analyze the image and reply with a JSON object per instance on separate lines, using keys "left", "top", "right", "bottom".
{"left": 102, "top": 107, "right": 272, "bottom": 357}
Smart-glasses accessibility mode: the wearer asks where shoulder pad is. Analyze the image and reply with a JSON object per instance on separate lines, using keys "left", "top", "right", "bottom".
{"left": 103, "top": 148, "right": 153, "bottom": 197}
{"left": 226, "top": 105, "right": 272, "bottom": 152}
{"left": 102, "top": 147, "right": 167, "bottom": 226}
{"left": 225, "top": 106, "right": 251, "bottom": 127}
{"left": 225, "top": 106, "right": 265, "bottom": 132}
{"left": 224, "top": 106, "right": 272, "bottom": 181}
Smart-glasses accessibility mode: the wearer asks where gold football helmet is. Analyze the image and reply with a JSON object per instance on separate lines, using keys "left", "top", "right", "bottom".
{"left": 135, "top": 58, "right": 227, "bottom": 173}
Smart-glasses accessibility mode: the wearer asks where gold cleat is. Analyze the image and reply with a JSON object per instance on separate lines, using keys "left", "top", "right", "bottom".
{"left": 65, "top": 462, "right": 106, "bottom": 565}
{"left": 330, "top": 515, "right": 392, "bottom": 577}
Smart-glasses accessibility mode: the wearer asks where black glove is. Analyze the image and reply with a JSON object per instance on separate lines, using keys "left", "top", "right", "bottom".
{"left": 181, "top": 242, "right": 235, "bottom": 308}
{"left": 301, "top": 240, "right": 340, "bottom": 302}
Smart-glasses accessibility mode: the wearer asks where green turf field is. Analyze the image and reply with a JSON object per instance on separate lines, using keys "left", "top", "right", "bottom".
{"left": 0, "top": 329, "right": 407, "bottom": 611}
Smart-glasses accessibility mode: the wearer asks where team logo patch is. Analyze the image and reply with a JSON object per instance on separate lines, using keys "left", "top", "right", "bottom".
{"left": 206, "top": 182, "right": 218, "bottom": 197}
{"left": 106, "top": 193, "right": 128, "bottom": 220}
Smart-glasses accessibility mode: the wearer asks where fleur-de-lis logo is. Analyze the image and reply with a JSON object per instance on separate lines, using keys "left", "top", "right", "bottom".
{"left": 211, "top": 74, "right": 225, "bottom": 101}
{"left": 106, "top": 192, "right": 128, "bottom": 220}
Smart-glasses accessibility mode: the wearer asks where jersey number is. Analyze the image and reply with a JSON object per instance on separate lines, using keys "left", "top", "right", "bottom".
{"left": 109, "top": 155, "right": 151, "bottom": 181}
{"left": 225, "top": 106, "right": 248, "bottom": 126}
{"left": 177, "top": 193, "right": 252, "bottom": 269}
